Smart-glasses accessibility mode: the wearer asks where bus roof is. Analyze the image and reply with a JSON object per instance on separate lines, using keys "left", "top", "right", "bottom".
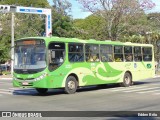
{"left": 17, "top": 36, "right": 153, "bottom": 47}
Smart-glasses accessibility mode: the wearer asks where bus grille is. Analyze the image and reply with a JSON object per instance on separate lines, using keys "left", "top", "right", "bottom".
{"left": 17, "top": 78, "right": 34, "bottom": 80}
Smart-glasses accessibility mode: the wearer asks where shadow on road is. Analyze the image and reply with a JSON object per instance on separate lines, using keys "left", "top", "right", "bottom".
{"left": 12, "top": 88, "right": 65, "bottom": 96}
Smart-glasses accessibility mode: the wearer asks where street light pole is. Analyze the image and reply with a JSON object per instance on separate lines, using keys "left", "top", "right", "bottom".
{"left": 11, "top": 13, "right": 14, "bottom": 76}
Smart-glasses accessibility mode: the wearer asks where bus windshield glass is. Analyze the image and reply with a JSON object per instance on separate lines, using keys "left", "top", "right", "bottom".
{"left": 14, "top": 39, "right": 46, "bottom": 72}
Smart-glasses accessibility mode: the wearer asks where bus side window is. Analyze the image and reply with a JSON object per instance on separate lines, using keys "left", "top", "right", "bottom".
{"left": 125, "top": 54, "right": 133, "bottom": 61}
{"left": 93, "top": 54, "right": 99, "bottom": 62}
{"left": 100, "top": 45, "right": 113, "bottom": 62}
{"left": 134, "top": 47, "right": 142, "bottom": 62}
{"left": 142, "top": 47, "right": 152, "bottom": 61}
{"left": 85, "top": 44, "right": 99, "bottom": 62}
{"left": 68, "top": 43, "right": 84, "bottom": 62}
{"left": 114, "top": 46, "right": 123, "bottom": 62}
{"left": 134, "top": 55, "right": 142, "bottom": 61}
{"left": 86, "top": 54, "right": 99, "bottom": 62}
{"left": 124, "top": 46, "right": 133, "bottom": 62}
{"left": 115, "top": 56, "right": 122, "bottom": 62}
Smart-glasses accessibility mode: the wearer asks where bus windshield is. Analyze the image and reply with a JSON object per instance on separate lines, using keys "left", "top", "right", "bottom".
{"left": 14, "top": 39, "right": 46, "bottom": 73}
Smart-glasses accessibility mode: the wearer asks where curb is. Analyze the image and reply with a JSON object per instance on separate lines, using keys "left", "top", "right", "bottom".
{"left": 154, "top": 75, "right": 160, "bottom": 78}
{"left": 0, "top": 78, "right": 12, "bottom": 80}
{"left": 0, "top": 75, "right": 12, "bottom": 80}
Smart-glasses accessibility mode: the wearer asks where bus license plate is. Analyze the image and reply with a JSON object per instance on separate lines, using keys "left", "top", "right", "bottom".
{"left": 22, "top": 82, "right": 29, "bottom": 85}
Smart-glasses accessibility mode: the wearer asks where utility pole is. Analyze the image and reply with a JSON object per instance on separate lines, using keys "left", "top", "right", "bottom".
{"left": 11, "top": 13, "right": 14, "bottom": 76}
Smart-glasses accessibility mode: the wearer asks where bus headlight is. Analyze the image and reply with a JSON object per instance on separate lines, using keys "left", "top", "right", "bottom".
{"left": 34, "top": 73, "right": 47, "bottom": 81}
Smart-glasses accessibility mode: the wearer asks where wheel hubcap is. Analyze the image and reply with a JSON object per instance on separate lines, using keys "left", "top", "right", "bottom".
{"left": 68, "top": 80, "right": 75, "bottom": 90}
{"left": 125, "top": 76, "right": 130, "bottom": 84}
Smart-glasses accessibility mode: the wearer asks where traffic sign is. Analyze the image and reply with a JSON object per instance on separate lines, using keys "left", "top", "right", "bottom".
{"left": 0, "top": 5, "right": 52, "bottom": 37}
{"left": 16, "top": 6, "right": 45, "bottom": 14}
{"left": 16, "top": 6, "right": 52, "bottom": 37}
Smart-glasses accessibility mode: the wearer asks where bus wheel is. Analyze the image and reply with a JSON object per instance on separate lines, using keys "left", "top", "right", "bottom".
{"left": 121, "top": 72, "right": 132, "bottom": 87}
{"left": 65, "top": 76, "right": 78, "bottom": 94}
{"left": 36, "top": 88, "right": 48, "bottom": 94}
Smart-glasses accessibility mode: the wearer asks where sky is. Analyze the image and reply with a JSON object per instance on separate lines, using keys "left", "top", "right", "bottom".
{"left": 147, "top": 0, "right": 160, "bottom": 13}
{"left": 48, "top": 0, "right": 160, "bottom": 19}
{"left": 47, "top": 0, "right": 92, "bottom": 19}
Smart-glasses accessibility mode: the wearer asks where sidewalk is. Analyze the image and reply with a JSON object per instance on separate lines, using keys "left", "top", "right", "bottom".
{"left": 0, "top": 74, "right": 12, "bottom": 80}
{"left": 154, "top": 74, "right": 160, "bottom": 78}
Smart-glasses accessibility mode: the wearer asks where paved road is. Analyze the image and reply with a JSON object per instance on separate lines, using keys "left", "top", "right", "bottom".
{"left": 0, "top": 77, "right": 160, "bottom": 120}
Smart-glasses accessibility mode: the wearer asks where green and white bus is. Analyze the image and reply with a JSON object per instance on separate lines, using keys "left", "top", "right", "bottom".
{"left": 13, "top": 36, "right": 155, "bottom": 94}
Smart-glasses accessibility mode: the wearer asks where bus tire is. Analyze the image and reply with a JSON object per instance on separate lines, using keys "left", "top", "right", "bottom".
{"left": 65, "top": 76, "right": 78, "bottom": 94}
{"left": 121, "top": 72, "right": 132, "bottom": 87}
{"left": 36, "top": 88, "right": 48, "bottom": 94}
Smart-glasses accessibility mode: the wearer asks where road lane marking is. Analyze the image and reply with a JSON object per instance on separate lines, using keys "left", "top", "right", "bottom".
{"left": 109, "top": 86, "right": 149, "bottom": 91}
{"left": 124, "top": 87, "right": 160, "bottom": 92}
{"left": 0, "top": 91, "right": 12, "bottom": 95}
{"left": 0, "top": 89, "right": 13, "bottom": 95}
{"left": 137, "top": 89, "right": 160, "bottom": 93}
{"left": 0, "top": 89, "right": 13, "bottom": 92}
{"left": 0, "top": 82, "right": 11, "bottom": 84}
{"left": 154, "top": 93, "right": 160, "bottom": 95}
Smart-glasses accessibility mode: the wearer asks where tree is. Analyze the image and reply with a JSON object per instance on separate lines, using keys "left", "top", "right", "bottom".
{"left": 73, "top": 14, "right": 107, "bottom": 40}
{"left": 148, "top": 13, "right": 160, "bottom": 32}
{"left": 52, "top": 0, "right": 71, "bottom": 15}
{"left": 78, "top": 0, "right": 155, "bottom": 40}
{"left": 0, "top": 0, "right": 50, "bottom": 7}
{"left": 51, "top": 0, "right": 74, "bottom": 37}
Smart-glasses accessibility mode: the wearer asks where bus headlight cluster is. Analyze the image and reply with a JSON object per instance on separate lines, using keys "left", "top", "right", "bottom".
{"left": 34, "top": 73, "right": 47, "bottom": 81}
